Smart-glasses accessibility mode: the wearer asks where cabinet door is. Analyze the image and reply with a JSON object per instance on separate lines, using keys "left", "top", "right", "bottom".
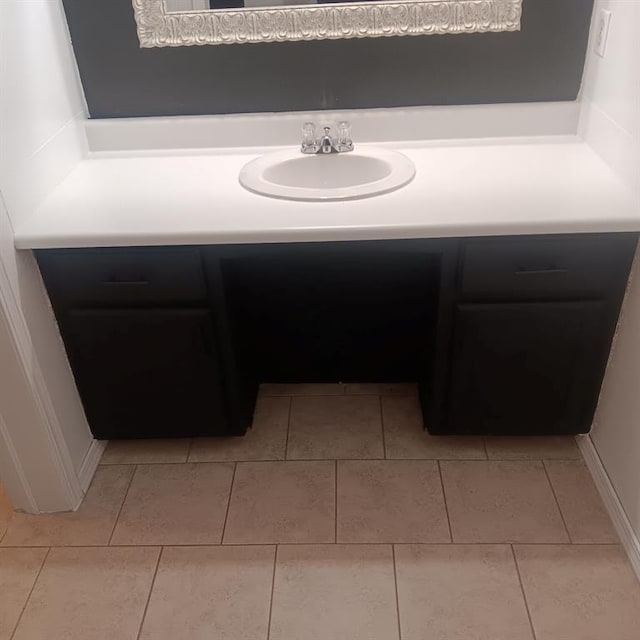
{"left": 443, "top": 301, "right": 606, "bottom": 435}
{"left": 63, "top": 308, "right": 227, "bottom": 439}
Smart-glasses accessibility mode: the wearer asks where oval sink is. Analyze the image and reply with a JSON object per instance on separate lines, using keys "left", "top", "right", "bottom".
{"left": 239, "top": 147, "right": 415, "bottom": 201}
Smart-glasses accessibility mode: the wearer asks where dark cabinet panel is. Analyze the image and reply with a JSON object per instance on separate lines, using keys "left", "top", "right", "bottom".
{"left": 37, "top": 247, "right": 207, "bottom": 306}
{"left": 442, "top": 301, "right": 607, "bottom": 435}
{"left": 62, "top": 308, "right": 228, "bottom": 439}
{"left": 459, "top": 234, "right": 638, "bottom": 301}
{"left": 218, "top": 243, "right": 442, "bottom": 382}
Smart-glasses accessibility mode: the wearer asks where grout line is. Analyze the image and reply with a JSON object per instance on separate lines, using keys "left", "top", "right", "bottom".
{"left": 541, "top": 460, "right": 573, "bottom": 544}
{"left": 260, "top": 393, "right": 351, "bottom": 399}
{"left": 265, "top": 545, "right": 279, "bottom": 640}
{"left": 98, "top": 457, "right": 501, "bottom": 464}
{"left": 0, "top": 520, "right": 9, "bottom": 546}
{"left": 2, "top": 540, "right": 621, "bottom": 550}
{"left": 391, "top": 545, "right": 403, "bottom": 640}
{"left": 0, "top": 541, "right": 621, "bottom": 550}
{"left": 220, "top": 463, "right": 238, "bottom": 544}
{"left": 94, "top": 439, "right": 582, "bottom": 466}
{"left": 334, "top": 460, "right": 338, "bottom": 543}
{"left": 437, "top": 461, "right": 453, "bottom": 543}
{"left": 108, "top": 465, "right": 137, "bottom": 546}
{"left": 284, "top": 397, "right": 292, "bottom": 460}
{"left": 511, "top": 544, "right": 538, "bottom": 640}
{"left": 482, "top": 437, "right": 489, "bottom": 460}
{"left": 135, "top": 546, "right": 163, "bottom": 640}
{"left": 99, "top": 455, "right": 503, "bottom": 464}
{"left": 379, "top": 395, "right": 387, "bottom": 459}
{"left": 96, "top": 454, "right": 584, "bottom": 464}
{"left": 9, "top": 546, "right": 50, "bottom": 640}
{"left": 185, "top": 438, "right": 194, "bottom": 463}
{"left": 260, "top": 393, "right": 419, "bottom": 399}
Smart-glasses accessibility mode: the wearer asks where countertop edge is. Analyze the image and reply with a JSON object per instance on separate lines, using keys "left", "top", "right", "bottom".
{"left": 13, "top": 139, "right": 640, "bottom": 250}
{"left": 16, "top": 219, "right": 640, "bottom": 250}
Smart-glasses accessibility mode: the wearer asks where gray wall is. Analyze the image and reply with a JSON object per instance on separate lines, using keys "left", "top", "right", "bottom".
{"left": 62, "top": 0, "right": 594, "bottom": 118}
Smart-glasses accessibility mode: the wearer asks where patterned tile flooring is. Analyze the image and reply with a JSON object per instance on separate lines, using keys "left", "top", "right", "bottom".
{"left": 1, "top": 384, "right": 639, "bottom": 639}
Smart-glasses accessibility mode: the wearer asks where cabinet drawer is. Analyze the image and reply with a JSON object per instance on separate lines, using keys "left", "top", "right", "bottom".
{"left": 459, "top": 235, "right": 635, "bottom": 300}
{"left": 37, "top": 247, "right": 206, "bottom": 305}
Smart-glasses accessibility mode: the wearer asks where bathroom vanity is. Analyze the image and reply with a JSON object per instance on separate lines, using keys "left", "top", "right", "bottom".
{"left": 35, "top": 232, "right": 637, "bottom": 440}
{"left": 14, "top": 136, "right": 640, "bottom": 441}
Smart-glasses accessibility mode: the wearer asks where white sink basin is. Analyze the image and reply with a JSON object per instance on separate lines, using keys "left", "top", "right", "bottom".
{"left": 239, "top": 147, "right": 415, "bottom": 201}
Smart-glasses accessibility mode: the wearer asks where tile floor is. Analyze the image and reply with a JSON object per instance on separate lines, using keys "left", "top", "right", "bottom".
{"left": 1, "top": 384, "right": 639, "bottom": 640}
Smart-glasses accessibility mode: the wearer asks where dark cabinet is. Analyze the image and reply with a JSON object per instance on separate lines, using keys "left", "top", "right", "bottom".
{"left": 36, "top": 232, "right": 637, "bottom": 441}
{"left": 37, "top": 247, "right": 257, "bottom": 440}
{"left": 431, "top": 233, "right": 638, "bottom": 436}
{"left": 444, "top": 301, "right": 606, "bottom": 435}
{"left": 63, "top": 308, "right": 227, "bottom": 439}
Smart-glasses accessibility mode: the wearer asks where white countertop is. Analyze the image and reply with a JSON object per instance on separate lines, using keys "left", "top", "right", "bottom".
{"left": 13, "top": 137, "right": 640, "bottom": 249}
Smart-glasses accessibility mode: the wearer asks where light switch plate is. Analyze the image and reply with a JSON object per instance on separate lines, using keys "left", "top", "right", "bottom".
{"left": 594, "top": 8, "right": 612, "bottom": 58}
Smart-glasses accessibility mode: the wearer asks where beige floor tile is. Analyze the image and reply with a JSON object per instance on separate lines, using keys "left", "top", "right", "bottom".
{"left": 485, "top": 436, "right": 581, "bottom": 460}
{"left": 260, "top": 383, "right": 345, "bottom": 396}
{"left": 223, "top": 462, "right": 335, "bottom": 544}
{"left": 395, "top": 545, "right": 534, "bottom": 640}
{"left": 287, "top": 395, "right": 384, "bottom": 459}
{"left": 1, "top": 466, "right": 133, "bottom": 547}
{"left": 110, "top": 463, "right": 234, "bottom": 545}
{"left": 441, "top": 461, "right": 569, "bottom": 543}
{"left": 337, "top": 460, "right": 449, "bottom": 543}
{"left": 12, "top": 546, "right": 159, "bottom": 640}
{"left": 0, "top": 485, "right": 12, "bottom": 540}
{"left": 515, "top": 545, "right": 640, "bottom": 640}
{"left": 383, "top": 396, "right": 486, "bottom": 459}
{"left": 544, "top": 460, "right": 618, "bottom": 543}
{"left": 344, "top": 383, "right": 418, "bottom": 396}
{"left": 270, "top": 544, "right": 399, "bottom": 640}
{"left": 139, "top": 546, "right": 275, "bottom": 640}
{"left": 189, "top": 396, "right": 289, "bottom": 462}
{"left": 101, "top": 438, "right": 191, "bottom": 464}
{"left": 0, "top": 548, "right": 48, "bottom": 640}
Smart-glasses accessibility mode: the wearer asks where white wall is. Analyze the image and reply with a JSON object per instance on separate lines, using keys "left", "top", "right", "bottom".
{"left": 579, "top": 0, "right": 640, "bottom": 197}
{"left": 0, "top": 0, "right": 94, "bottom": 512}
{"left": 580, "top": 0, "right": 640, "bottom": 541}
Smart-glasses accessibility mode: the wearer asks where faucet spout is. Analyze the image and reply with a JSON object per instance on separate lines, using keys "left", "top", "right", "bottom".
{"left": 320, "top": 127, "right": 336, "bottom": 154}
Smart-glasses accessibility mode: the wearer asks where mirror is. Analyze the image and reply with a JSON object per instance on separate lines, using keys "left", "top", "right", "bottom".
{"left": 133, "top": 0, "right": 522, "bottom": 47}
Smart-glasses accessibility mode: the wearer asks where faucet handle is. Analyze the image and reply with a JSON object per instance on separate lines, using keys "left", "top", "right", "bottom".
{"left": 336, "top": 121, "right": 354, "bottom": 152}
{"left": 302, "top": 122, "right": 316, "bottom": 143}
{"left": 301, "top": 122, "right": 319, "bottom": 154}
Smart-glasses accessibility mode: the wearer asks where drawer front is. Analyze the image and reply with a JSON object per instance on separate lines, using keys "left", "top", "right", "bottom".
{"left": 459, "top": 235, "right": 634, "bottom": 300}
{"left": 37, "top": 248, "right": 206, "bottom": 305}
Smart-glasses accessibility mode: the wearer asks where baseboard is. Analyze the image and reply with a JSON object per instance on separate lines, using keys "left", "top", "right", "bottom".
{"left": 77, "top": 439, "right": 106, "bottom": 494}
{"left": 576, "top": 434, "right": 640, "bottom": 580}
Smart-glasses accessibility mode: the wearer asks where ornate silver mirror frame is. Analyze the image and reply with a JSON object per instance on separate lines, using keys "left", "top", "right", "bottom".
{"left": 132, "top": 0, "right": 522, "bottom": 47}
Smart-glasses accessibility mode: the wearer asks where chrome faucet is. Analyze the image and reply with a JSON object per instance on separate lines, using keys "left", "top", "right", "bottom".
{"left": 301, "top": 122, "right": 354, "bottom": 155}
{"left": 319, "top": 127, "right": 336, "bottom": 154}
